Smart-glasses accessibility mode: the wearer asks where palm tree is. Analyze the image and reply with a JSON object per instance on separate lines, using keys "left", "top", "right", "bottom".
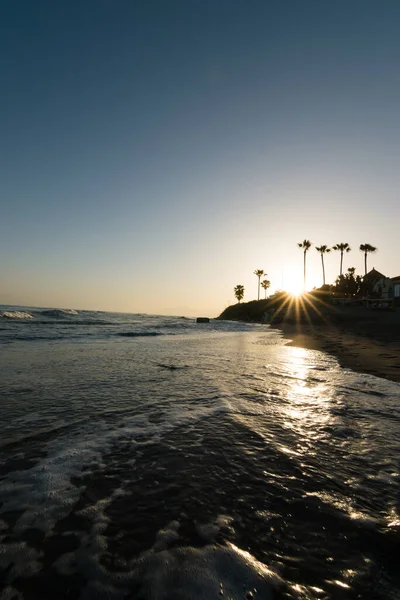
{"left": 254, "top": 269, "right": 265, "bottom": 301}
{"left": 234, "top": 285, "right": 245, "bottom": 303}
{"left": 332, "top": 243, "right": 351, "bottom": 276}
{"left": 315, "top": 245, "right": 331, "bottom": 286}
{"left": 261, "top": 279, "right": 271, "bottom": 299}
{"left": 297, "top": 240, "right": 312, "bottom": 290}
{"left": 359, "top": 243, "right": 377, "bottom": 275}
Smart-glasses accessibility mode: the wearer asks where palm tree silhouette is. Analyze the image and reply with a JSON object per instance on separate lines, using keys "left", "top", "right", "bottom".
{"left": 261, "top": 279, "right": 271, "bottom": 299}
{"left": 254, "top": 269, "right": 265, "bottom": 301}
{"left": 234, "top": 285, "right": 245, "bottom": 303}
{"left": 315, "top": 245, "right": 331, "bottom": 286}
{"left": 297, "top": 240, "right": 312, "bottom": 290}
{"left": 332, "top": 243, "right": 351, "bottom": 276}
{"left": 359, "top": 243, "right": 377, "bottom": 275}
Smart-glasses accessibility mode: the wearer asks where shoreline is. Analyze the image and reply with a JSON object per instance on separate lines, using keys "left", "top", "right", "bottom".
{"left": 218, "top": 297, "right": 400, "bottom": 384}
{"left": 272, "top": 320, "right": 400, "bottom": 383}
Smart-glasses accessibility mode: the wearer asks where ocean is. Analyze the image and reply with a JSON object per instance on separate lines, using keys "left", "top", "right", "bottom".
{"left": 0, "top": 306, "right": 399, "bottom": 599}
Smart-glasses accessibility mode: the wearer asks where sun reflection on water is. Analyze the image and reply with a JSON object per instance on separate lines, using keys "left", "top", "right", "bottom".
{"left": 280, "top": 346, "right": 334, "bottom": 448}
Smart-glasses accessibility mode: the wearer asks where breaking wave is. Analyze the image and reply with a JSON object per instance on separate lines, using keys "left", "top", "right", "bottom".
{"left": 1, "top": 311, "right": 34, "bottom": 319}
{"left": 1, "top": 308, "right": 78, "bottom": 320}
{"left": 0, "top": 306, "right": 264, "bottom": 345}
{"left": 39, "top": 308, "right": 78, "bottom": 317}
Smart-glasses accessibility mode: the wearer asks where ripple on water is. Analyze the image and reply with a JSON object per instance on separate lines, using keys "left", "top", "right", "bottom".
{"left": 0, "top": 330, "right": 399, "bottom": 598}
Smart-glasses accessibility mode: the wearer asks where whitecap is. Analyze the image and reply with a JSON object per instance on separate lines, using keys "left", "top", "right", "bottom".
{"left": 39, "top": 308, "right": 78, "bottom": 317}
{"left": 1, "top": 311, "right": 34, "bottom": 319}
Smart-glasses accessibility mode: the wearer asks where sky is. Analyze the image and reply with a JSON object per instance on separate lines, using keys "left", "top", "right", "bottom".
{"left": 1, "top": 0, "right": 400, "bottom": 316}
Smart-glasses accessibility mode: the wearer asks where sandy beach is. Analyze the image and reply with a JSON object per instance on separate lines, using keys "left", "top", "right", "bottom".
{"left": 273, "top": 307, "right": 400, "bottom": 383}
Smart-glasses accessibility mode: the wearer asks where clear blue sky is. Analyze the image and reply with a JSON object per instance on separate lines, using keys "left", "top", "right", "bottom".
{"left": 1, "top": 0, "right": 399, "bottom": 315}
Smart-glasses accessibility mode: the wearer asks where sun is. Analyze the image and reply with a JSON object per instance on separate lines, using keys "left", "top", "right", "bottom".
{"left": 281, "top": 268, "right": 306, "bottom": 297}
{"left": 284, "top": 281, "right": 304, "bottom": 297}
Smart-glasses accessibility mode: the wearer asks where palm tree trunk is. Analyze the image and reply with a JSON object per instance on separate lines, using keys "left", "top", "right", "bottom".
{"left": 303, "top": 251, "right": 306, "bottom": 290}
{"left": 257, "top": 277, "right": 260, "bottom": 301}
{"left": 321, "top": 254, "right": 325, "bottom": 286}
{"left": 364, "top": 252, "right": 367, "bottom": 276}
{"left": 340, "top": 252, "right": 343, "bottom": 277}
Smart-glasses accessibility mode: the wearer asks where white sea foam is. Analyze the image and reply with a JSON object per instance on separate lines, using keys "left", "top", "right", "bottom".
{"left": 1, "top": 311, "right": 34, "bottom": 319}
{"left": 195, "top": 515, "right": 235, "bottom": 543}
{"left": 0, "top": 389, "right": 242, "bottom": 598}
{"left": 130, "top": 540, "right": 285, "bottom": 600}
{"left": 54, "top": 518, "right": 289, "bottom": 599}
{"left": 0, "top": 393, "right": 231, "bottom": 537}
{"left": 40, "top": 308, "right": 78, "bottom": 316}
{"left": 0, "top": 541, "right": 42, "bottom": 579}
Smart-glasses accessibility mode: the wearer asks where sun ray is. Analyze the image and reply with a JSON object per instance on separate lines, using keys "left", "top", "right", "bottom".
{"left": 269, "top": 288, "right": 343, "bottom": 329}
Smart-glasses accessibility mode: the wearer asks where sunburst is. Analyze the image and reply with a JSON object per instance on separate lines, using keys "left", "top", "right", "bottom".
{"left": 270, "top": 290, "right": 336, "bottom": 326}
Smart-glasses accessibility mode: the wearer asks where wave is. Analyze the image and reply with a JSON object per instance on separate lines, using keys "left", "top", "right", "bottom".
{"left": 154, "top": 322, "right": 193, "bottom": 330}
{"left": 24, "top": 319, "right": 113, "bottom": 326}
{"left": 117, "top": 331, "right": 163, "bottom": 337}
{"left": 39, "top": 308, "right": 78, "bottom": 317}
{"left": 1, "top": 333, "right": 87, "bottom": 342}
{"left": 1, "top": 311, "right": 34, "bottom": 319}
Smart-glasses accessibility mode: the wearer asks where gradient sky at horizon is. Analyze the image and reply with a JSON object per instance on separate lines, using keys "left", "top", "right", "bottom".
{"left": 1, "top": 0, "right": 400, "bottom": 316}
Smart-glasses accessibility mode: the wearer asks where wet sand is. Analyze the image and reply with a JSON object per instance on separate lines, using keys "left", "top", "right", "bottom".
{"left": 272, "top": 307, "right": 400, "bottom": 383}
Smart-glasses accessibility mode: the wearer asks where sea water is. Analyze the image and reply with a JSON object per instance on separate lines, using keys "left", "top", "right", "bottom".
{"left": 0, "top": 306, "right": 399, "bottom": 599}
